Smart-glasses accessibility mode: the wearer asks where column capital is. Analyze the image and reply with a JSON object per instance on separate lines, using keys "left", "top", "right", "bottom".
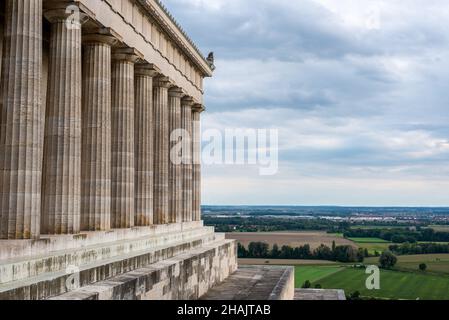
{"left": 154, "top": 76, "right": 174, "bottom": 88}
{"left": 181, "top": 97, "right": 195, "bottom": 108}
{"left": 44, "top": 1, "right": 95, "bottom": 24}
{"left": 192, "top": 104, "right": 206, "bottom": 113}
{"left": 112, "top": 47, "right": 143, "bottom": 63}
{"left": 83, "top": 27, "right": 122, "bottom": 46}
{"left": 168, "top": 87, "right": 185, "bottom": 98}
{"left": 135, "top": 63, "right": 160, "bottom": 77}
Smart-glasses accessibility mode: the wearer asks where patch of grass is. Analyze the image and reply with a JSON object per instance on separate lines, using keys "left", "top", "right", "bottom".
{"left": 365, "top": 254, "right": 449, "bottom": 275}
{"left": 428, "top": 225, "right": 449, "bottom": 232}
{"left": 314, "top": 267, "right": 449, "bottom": 300}
{"left": 348, "top": 237, "right": 390, "bottom": 243}
{"left": 350, "top": 225, "right": 406, "bottom": 230}
{"left": 347, "top": 237, "right": 392, "bottom": 255}
{"left": 294, "top": 266, "right": 344, "bottom": 288}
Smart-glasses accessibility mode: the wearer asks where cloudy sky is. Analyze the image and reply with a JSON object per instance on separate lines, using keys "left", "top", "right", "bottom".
{"left": 163, "top": 0, "right": 449, "bottom": 206}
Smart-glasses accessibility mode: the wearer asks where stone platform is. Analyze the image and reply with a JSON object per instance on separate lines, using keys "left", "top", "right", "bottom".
{"left": 0, "top": 222, "right": 237, "bottom": 300}
{"left": 201, "top": 266, "right": 295, "bottom": 300}
{"left": 294, "top": 289, "right": 346, "bottom": 300}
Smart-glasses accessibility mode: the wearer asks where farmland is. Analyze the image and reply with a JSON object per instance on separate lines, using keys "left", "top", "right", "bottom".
{"left": 349, "top": 237, "right": 392, "bottom": 254}
{"left": 294, "top": 266, "right": 344, "bottom": 288}
{"left": 239, "top": 258, "right": 337, "bottom": 266}
{"left": 226, "top": 231, "right": 356, "bottom": 249}
{"left": 296, "top": 266, "right": 449, "bottom": 300}
{"left": 365, "top": 254, "right": 449, "bottom": 274}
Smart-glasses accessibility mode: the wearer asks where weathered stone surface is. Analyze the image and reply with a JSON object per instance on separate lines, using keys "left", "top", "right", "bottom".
{"left": 0, "top": 0, "right": 259, "bottom": 303}
{"left": 201, "top": 265, "right": 294, "bottom": 300}
{"left": 111, "top": 48, "right": 141, "bottom": 229}
{"left": 81, "top": 35, "right": 114, "bottom": 231}
{"left": 294, "top": 289, "right": 346, "bottom": 300}
{"left": 134, "top": 64, "right": 158, "bottom": 226}
{"left": 181, "top": 98, "right": 194, "bottom": 223}
{"left": 41, "top": 12, "right": 82, "bottom": 235}
{"left": 168, "top": 88, "right": 183, "bottom": 223}
{"left": 47, "top": 239, "right": 237, "bottom": 300}
{"left": 0, "top": 0, "right": 43, "bottom": 239}
{"left": 192, "top": 107, "right": 204, "bottom": 221}
{"left": 153, "top": 78, "right": 171, "bottom": 225}
{"left": 0, "top": 226, "right": 227, "bottom": 300}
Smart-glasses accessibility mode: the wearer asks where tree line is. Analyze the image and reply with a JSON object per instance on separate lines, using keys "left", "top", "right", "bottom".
{"left": 238, "top": 241, "right": 366, "bottom": 263}
{"left": 389, "top": 242, "right": 449, "bottom": 255}
{"left": 344, "top": 227, "right": 449, "bottom": 243}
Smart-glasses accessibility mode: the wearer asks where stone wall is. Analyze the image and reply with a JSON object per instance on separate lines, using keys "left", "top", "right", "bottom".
{"left": 48, "top": 239, "right": 237, "bottom": 300}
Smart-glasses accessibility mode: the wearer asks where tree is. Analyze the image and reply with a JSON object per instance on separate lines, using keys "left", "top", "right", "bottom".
{"left": 419, "top": 263, "right": 427, "bottom": 272}
{"left": 314, "top": 284, "right": 322, "bottom": 289}
{"left": 237, "top": 243, "right": 248, "bottom": 258}
{"left": 270, "top": 244, "right": 280, "bottom": 259}
{"left": 248, "top": 242, "right": 269, "bottom": 258}
{"left": 379, "top": 250, "right": 397, "bottom": 269}
{"left": 302, "top": 280, "right": 311, "bottom": 288}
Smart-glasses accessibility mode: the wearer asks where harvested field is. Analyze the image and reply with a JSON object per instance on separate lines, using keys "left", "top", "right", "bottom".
{"left": 226, "top": 231, "right": 357, "bottom": 249}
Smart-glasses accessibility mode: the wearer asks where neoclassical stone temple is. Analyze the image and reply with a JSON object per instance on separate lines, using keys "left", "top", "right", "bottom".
{"left": 0, "top": 0, "right": 296, "bottom": 301}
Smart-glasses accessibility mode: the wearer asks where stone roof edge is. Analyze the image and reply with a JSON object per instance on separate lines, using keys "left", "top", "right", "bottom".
{"left": 137, "top": 0, "right": 214, "bottom": 77}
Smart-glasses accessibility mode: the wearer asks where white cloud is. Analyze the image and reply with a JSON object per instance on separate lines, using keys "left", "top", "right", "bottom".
{"left": 163, "top": 0, "right": 449, "bottom": 205}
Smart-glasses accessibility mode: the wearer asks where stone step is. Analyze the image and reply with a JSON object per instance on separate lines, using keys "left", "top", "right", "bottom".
{"left": 0, "top": 230, "right": 226, "bottom": 300}
{"left": 294, "top": 289, "right": 346, "bottom": 300}
{"left": 201, "top": 265, "right": 295, "bottom": 300}
{"left": 48, "top": 239, "right": 237, "bottom": 300}
{"left": 0, "top": 224, "right": 219, "bottom": 285}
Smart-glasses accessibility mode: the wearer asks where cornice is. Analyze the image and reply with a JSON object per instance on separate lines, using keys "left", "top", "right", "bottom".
{"left": 135, "top": 0, "right": 214, "bottom": 77}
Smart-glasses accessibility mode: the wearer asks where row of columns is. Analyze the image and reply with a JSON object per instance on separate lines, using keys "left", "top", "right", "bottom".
{"left": 0, "top": 0, "right": 203, "bottom": 239}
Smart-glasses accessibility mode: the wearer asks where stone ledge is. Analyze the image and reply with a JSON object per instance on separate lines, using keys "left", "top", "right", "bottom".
{"left": 200, "top": 265, "right": 295, "bottom": 300}
{"left": 0, "top": 224, "right": 217, "bottom": 285}
{"left": 0, "top": 221, "right": 205, "bottom": 261}
{"left": 0, "top": 232, "right": 228, "bottom": 300}
{"left": 48, "top": 239, "right": 237, "bottom": 300}
{"left": 294, "top": 289, "right": 346, "bottom": 300}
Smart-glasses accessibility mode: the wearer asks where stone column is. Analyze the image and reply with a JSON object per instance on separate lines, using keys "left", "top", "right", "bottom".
{"left": 192, "top": 105, "right": 204, "bottom": 222}
{"left": 153, "top": 77, "right": 172, "bottom": 225}
{"left": 81, "top": 31, "right": 118, "bottom": 231}
{"left": 111, "top": 48, "right": 142, "bottom": 229}
{"left": 181, "top": 98, "right": 194, "bottom": 222}
{"left": 168, "top": 88, "right": 183, "bottom": 223}
{"left": 134, "top": 63, "right": 159, "bottom": 226}
{"left": 0, "top": 0, "right": 43, "bottom": 239}
{"left": 40, "top": 9, "right": 82, "bottom": 235}
{"left": 0, "top": 5, "right": 4, "bottom": 81}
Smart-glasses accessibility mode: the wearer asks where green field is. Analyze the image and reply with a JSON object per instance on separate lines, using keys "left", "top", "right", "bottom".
{"left": 350, "top": 225, "right": 406, "bottom": 230}
{"left": 366, "top": 254, "right": 449, "bottom": 274}
{"left": 295, "top": 265, "right": 449, "bottom": 300}
{"left": 294, "top": 266, "right": 344, "bottom": 288}
{"left": 348, "top": 237, "right": 392, "bottom": 254}
{"left": 348, "top": 237, "right": 390, "bottom": 243}
{"left": 428, "top": 225, "right": 449, "bottom": 232}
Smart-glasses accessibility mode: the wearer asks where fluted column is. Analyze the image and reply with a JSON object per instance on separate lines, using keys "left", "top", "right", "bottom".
{"left": 134, "top": 64, "right": 159, "bottom": 226}
{"left": 181, "top": 98, "right": 194, "bottom": 223}
{"left": 81, "top": 32, "right": 117, "bottom": 231}
{"left": 153, "top": 77, "right": 172, "bottom": 225}
{"left": 168, "top": 88, "right": 183, "bottom": 223}
{"left": 41, "top": 9, "right": 82, "bottom": 235}
{"left": 0, "top": 0, "right": 43, "bottom": 239}
{"left": 0, "top": 8, "right": 4, "bottom": 81}
{"left": 192, "top": 105, "right": 204, "bottom": 222}
{"left": 111, "top": 48, "right": 142, "bottom": 229}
